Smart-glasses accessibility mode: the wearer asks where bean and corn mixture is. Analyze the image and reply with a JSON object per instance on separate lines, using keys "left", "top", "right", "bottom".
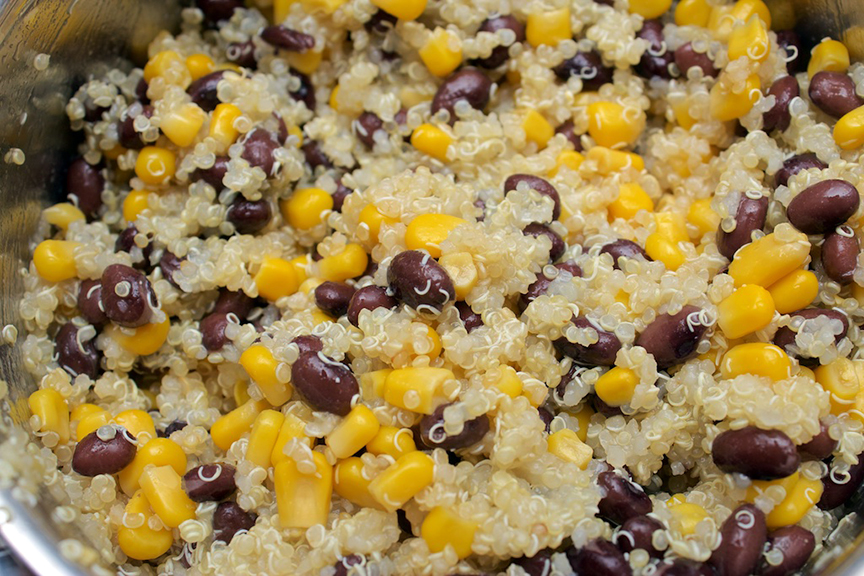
{"left": 14, "top": 0, "right": 864, "bottom": 574}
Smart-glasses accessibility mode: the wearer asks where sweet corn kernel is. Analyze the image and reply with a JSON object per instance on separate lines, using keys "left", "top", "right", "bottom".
{"left": 667, "top": 498, "right": 709, "bottom": 535}
{"left": 645, "top": 233, "right": 686, "bottom": 270}
{"left": 586, "top": 147, "right": 645, "bottom": 174}
{"left": 815, "top": 357, "right": 861, "bottom": 415}
{"left": 522, "top": 110, "right": 555, "bottom": 149}
{"left": 708, "top": 0, "right": 771, "bottom": 41}
{"left": 368, "top": 451, "right": 435, "bottom": 511}
{"left": 655, "top": 212, "right": 689, "bottom": 244}
{"left": 855, "top": 283, "right": 864, "bottom": 308}
{"left": 547, "top": 429, "right": 593, "bottom": 469}
{"left": 329, "top": 85, "right": 340, "bottom": 110}
{"left": 587, "top": 102, "right": 645, "bottom": 149}
{"left": 766, "top": 475, "right": 823, "bottom": 528}
{"left": 254, "top": 257, "right": 301, "bottom": 301}
{"left": 572, "top": 404, "right": 594, "bottom": 442}
{"left": 281, "top": 188, "right": 334, "bottom": 230}
{"left": 113, "top": 409, "right": 157, "bottom": 445}
{"left": 161, "top": 104, "right": 206, "bottom": 148}
{"left": 490, "top": 366, "right": 523, "bottom": 398}
{"left": 728, "top": 229, "right": 811, "bottom": 288}
{"left": 672, "top": 100, "right": 698, "bottom": 130}
{"left": 70, "top": 403, "right": 103, "bottom": 423}
{"left": 370, "top": 0, "right": 427, "bottom": 20}
{"left": 721, "top": 343, "right": 792, "bottom": 382}
{"left": 285, "top": 49, "right": 323, "bottom": 75}
{"left": 139, "top": 465, "right": 197, "bottom": 528}
{"left": 438, "top": 252, "right": 478, "bottom": 299}
{"left": 209, "top": 103, "right": 243, "bottom": 152}
{"left": 123, "top": 190, "right": 149, "bottom": 222}
{"left": 366, "top": 426, "right": 417, "bottom": 459}
{"left": 326, "top": 404, "right": 380, "bottom": 459}
{"left": 746, "top": 472, "right": 799, "bottom": 503}
{"left": 675, "top": 0, "right": 712, "bottom": 26}
{"left": 384, "top": 367, "right": 453, "bottom": 414}
{"left": 246, "top": 410, "right": 285, "bottom": 468}
{"left": 421, "top": 507, "right": 477, "bottom": 559}
{"left": 211, "top": 399, "right": 270, "bottom": 451}
{"left": 595, "top": 367, "right": 640, "bottom": 407}
{"left": 143, "top": 50, "right": 186, "bottom": 83}
{"left": 108, "top": 317, "right": 171, "bottom": 356}
{"left": 767, "top": 269, "right": 818, "bottom": 314}
{"left": 526, "top": 8, "right": 571, "bottom": 48}
{"left": 300, "top": 278, "right": 325, "bottom": 295}
{"left": 186, "top": 53, "right": 215, "bottom": 81}
{"left": 76, "top": 409, "right": 111, "bottom": 441}
{"left": 28, "top": 389, "right": 70, "bottom": 444}
{"left": 411, "top": 324, "right": 442, "bottom": 359}
{"left": 44, "top": 203, "right": 85, "bottom": 231}
{"left": 420, "top": 28, "right": 463, "bottom": 77}
{"left": 358, "top": 204, "right": 397, "bottom": 243}
{"left": 119, "top": 438, "right": 187, "bottom": 496}
{"left": 275, "top": 451, "right": 333, "bottom": 528}
{"left": 271, "top": 413, "right": 313, "bottom": 465}
{"left": 118, "top": 490, "right": 174, "bottom": 561}
{"left": 333, "top": 457, "right": 382, "bottom": 509}
{"left": 360, "top": 369, "right": 392, "bottom": 399}
{"left": 834, "top": 105, "right": 864, "bottom": 150}
{"left": 135, "top": 146, "right": 176, "bottom": 185}
{"left": 808, "top": 39, "right": 850, "bottom": 77}
{"left": 405, "top": 214, "right": 466, "bottom": 258}
{"left": 240, "top": 344, "right": 293, "bottom": 406}
{"left": 687, "top": 198, "right": 720, "bottom": 237}
{"left": 608, "top": 183, "right": 654, "bottom": 222}
{"left": 33, "top": 240, "right": 79, "bottom": 282}
{"left": 629, "top": 0, "right": 673, "bottom": 18}
{"left": 727, "top": 16, "right": 770, "bottom": 62}
{"left": 273, "top": 0, "right": 296, "bottom": 23}
{"left": 411, "top": 124, "right": 453, "bottom": 162}
{"left": 318, "top": 244, "right": 368, "bottom": 282}
{"left": 799, "top": 365, "right": 816, "bottom": 381}
{"left": 287, "top": 125, "right": 303, "bottom": 148}
{"left": 301, "top": 0, "right": 349, "bottom": 15}
{"left": 717, "top": 284, "right": 775, "bottom": 339}
{"left": 709, "top": 74, "right": 761, "bottom": 121}
{"left": 550, "top": 150, "right": 585, "bottom": 177}
{"left": 289, "top": 254, "right": 311, "bottom": 284}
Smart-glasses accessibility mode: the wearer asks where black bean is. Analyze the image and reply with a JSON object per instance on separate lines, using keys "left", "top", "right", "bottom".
{"left": 332, "top": 180, "right": 352, "bottom": 212}
{"left": 333, "top": 554, "right": 365, "bottom": 576}
{"left": 301, "top": 140, "right": 333, "bottom": 169}
{"left": 134, "top": 78, "right": 150, "bottom": 103}
{"left": 78, "top": 279, "right": 107, "bottom": 325}
{"left": 655, "top": 559, "right": 715, "bottom": 576}
{"left": 472, "top": 15, "right": 525, "bottom": 69}
{"left": 592, "top": 394, "right": 623, "bottom": 417}
{"left": 227, "top": 40, "right": 257, "bottom": 69}
{"left": 227, "top": 198, "right": 271, "bottom": 235}
{"left": 200, "top": 312, "right": 231, "bottom": 351}
{"left": 83, "top": 100, "right": 108, "bottom": 122}
{"left": 72, "top": 426, "right": 137, "bottom": 476}
{"left": 260, "top": 25, "right": 315, "bottom": 52}
{"left": 192, "top": 156, "right": 229, "bottom": 190}
{"left": 418, "top": 404, "right": 489, "bottom": 450}
{"left": 292, "top": 335, "right": 323, "bottom": 355}
{"left": 513, "top": 549, "right": 553, "bottom": 576}
{"left": 520, "top": 261, "right": 582, "bottom": 310}
{"left": 162, "top": 420, "right": 187, "bottom": 437}
{"left": 808, "top": 71, "right": 864, "bottom": 118}
{"left": 822, "top": 228, "right": 858, "bottom": 284}
{"left": 456, "top": 301, "right": 482, "bottom": 332}
{"left": 759, "top": 526, "right": 816, "bottom": 576}
{"left": 56, "top": 323, "right": 100, "bottom": 379}
{"left": 387, "top": 250, "right": 455, "bottom": 312}
{"left": 67, "top": 157, "right": 103, "bottom": 218}
{"left": 196, "top": 0, "right": 243, "bottom": 23}
{"left": 241, "top": 129, "right": 280, "bottom": 176}
{"left": 537, "top": 407, "right": 554, "bottom": 432}
{"left": 597, "top": 470, "right": 652, "bottom": 524}
{"left": 365, "top": 10, "right": 398, "bottom": 35}
{"left": 712, "top": 427, "right": 800, "bottom": 480}
{"left": 289, "top": 70, "right": 316, "bottom": 110}
{"left": 115, "top": 226, "right": 153, "bottom": 269}
{"left": 554, "top": 50, "right": 614, "bottom": 91}
{"left": 159, "top": 251, "right": 184, "bottom": 289}
{"left": 635, "top": 305, "right": 707, "bottom": 369}
{"left": 717, "top": 195, "right": 769, "bottom": 259}
{"left": 187, "top": 71, "right": 225, "bottom": 113}
{"left": 555, "top": 120, "right": 583, "bottom": 151}
{"left": 773, "top": 308, "right": 849, "bottom": 355}
{"left": 798, "top": 421, "right": 837, "bottom": 461}
{"left": 315, "top": 281, "right": 356, "bottom": 317}
{"left": 118, "top": 105, "right": 154, "bottom": 150}
{"left": 355, "top": 112, "right": 384, "bottom": 149}
{"left": 636, "top": 20, "right": 674, "bottom": 80}
{"left": 710, "top": 504, "right": 767, "bottom": 576}
{"left": 212, "top": 289, "right": 255, "bottom": 318}
{"left": 774, "top": 153, "right": 826, "bottom": 188}
{"left": 600, "top": 239, "right": 650, "bottom": 269}
{"left": 522, "top": 223, "right": 565, "bottom": 261}
{"left": 763, "top": 76, "right": 799, "bottom": 132}
{"left": 674, "top": 43, "right": 718, "bottom": 78}
{"left": 819, "top": 455, "right": 864, "bottom": 509}
{"left": 504, "top": 174, "right": 561, "bottom": 220}
{"left": 101, "top": 264, "right": 154, "bottom": 328}
{"left": 430, "top": 69, "right": 493, "bottom": 121}
{"left": 566, "top": 538, "right": 632, "bottom": 575}
{"left": 183, "top": 464, "right": 236, "bottom": 502}
{"left": 776, "top": 30, "right": 805, "bottom": 75}
{"left": 615, "top": 515, "right": 664, "bottom": 558}
{"left": 786, "top": 179, "right": 860, "bottom": 234}
{"left": 213, "top": 501, "right": 256, "bottom": 544}
{"left": 347, "top": 285, "right": 397, "bottom": 326}
{"left": 291, "top": 352, "right": 359, "bottom": 416}
{"left": 555, "top": 316, "right": 622, "bottom": 367}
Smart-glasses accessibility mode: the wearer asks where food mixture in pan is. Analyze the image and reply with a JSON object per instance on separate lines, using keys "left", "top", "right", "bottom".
{"left": 14, "top": 0, "right": 864, "bottom": 574}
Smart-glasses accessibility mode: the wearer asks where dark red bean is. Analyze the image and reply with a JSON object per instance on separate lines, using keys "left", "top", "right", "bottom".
{"left": 418, "top": 404, "right": 489, "bottom": 450}
{"left": 212, "top": 289, "right": 255, "bottom": 318}
{"left": 196, "top": 0, "right": 243, "bottom": 23}
{"left": 717, "top": 195, "right": 769, "bottom": 259}
{"left": 227, "top": 198, "right": 272, "bottom": 235}
{"left": 798, "top": 421, "right": 837, "bottom": 461}
{"left": 260, "top": 25, "right": 315, "bottom": 52}
{"left": 72, "top": 426, "right": 137, "bottom": 476}
{"left": 712, "top": 427, "right": 800, "bottom": 480}
{"left": 636, "top": 20, "right": 674, "bottom": 80}
{"left": 365, "top": 10, "right": 398, "bottom": 34}
{"left": 241, "top": 129, "right": 280, "bottom": 176}
{"left": 192, "top": 156, "right": 229, "bottom": 189}
{"left": 786, "top": 179, "right": 860, "bottom": 234}
{"left": 654, "top": 559, "right": 715, "bottom": 576}
{"left": 513, "top": 549, "right": 553, "bottom": 576}
{"left": 822, "top": 228, "right": 858, "bottom": 284}
{"left": 759, "top": 526, "right": 815, "bottom": 576}
{"left": 592, "top": 394, "right": 623, "bottom": 417}
{"left": 554, "top": 50, "right": 613, "bottom": 91}
{"left": 504, "top": 174, "right": 561, "bottom": 221}
{"left": 763, "top": 76, "right": 799, "bottom": 132}
{"left": 773, "top": 308, "right": 849, "bottom": 355}
{"left": 100, "top": 264, "right": 154, "bottom": 328}
{"left": 160, "top": 251, "right": 184, "bottom": 289}
{"left": 213, "top": 502, "right": 256, "bottom": 544}
{"left": 115, "top": 226, "right": 153, "bottom": 270}
{"left": 118, "top": 105, "right": 154, "bottom": 149}
{"left": 555, "top": 363, "right": 580, "bottom": 402}
{"left": 292, "top": 335, "right": 323, "bottom": 355}
{"left": 301, "top": 140, "right": 333, "bottom": 169}
{"left": 314, "top": 281, "right": 356, "bottom": 317}
{"left": 56, "top": 323, "right": 100, "bottom": 379}
{"left": 291, "top": 352, "right": 359, "bottom": 416}
{"left": 774, "top": 153, "right": 826, "bottom": 188}
{"left": 537, "top": 407, "right": 554, "bottom": 432}
{"left": 566, "top": 538, "right": 632, "bottom": 575}
{"left": 187, "top": 71, "right": 225, "bottom": 113}
{"left": 227, "top": 40, "right": 257, "bottom": 69}
{"left": 135, "top": 79, "right": 149, "bottom": 103}
{"left": 289, "top": 70, "right": 316, "bottom": 110}
{"left": 776, "top": 31, "right": 805, "bottom": 75}
{"left": 554, "top": 316, "right": 622, "bottom": 367}
{"left": 456, "top": 301, "right": 482, "bottom": 332}
{"left": 200, "top": 312, "right": 231, "bottom": 351}
{"left": 520, "top": 261, "right": 582, "bottom": 309}
{"left": 355, "top": 112, "right": 384, "bottom": 148}
{"left": 162, "top": 420, "right": 187, "bottom": 437}
{"left": 347, "top": 285, "right": 397, "bottom": 326}
{"left": 615, "top": 515, "right": 664, "bottom": 558}
{"left": 808, "top": 71, "right": 864, "bottom": 118}
{"left": 597, "top": 470, "right": 652, "bottom": 524}
{"left": 710, "top": 504, "right": 767, "bottom": 576}
{"left": 674, "top": 43, "right": 718, "bottom": 78}
{"left": 472, "top": 15, "right": 525, "bottom": 69}
{"left": 387, "top": 250, "right": 455, "bottom": 312}
{"left": 819, "top": 455, "right": 864, "bottom": 509}
{"left": 183, "top": 464, "right": 236, "bottom": 502}
{"left": 78, "top": 279, "right": 107, "bottom": 325}
{"left": 332, "top": 180, "right": 352, "bottom": 212}
{"left": 555, "top": 120, "right": 583, "bottom": 151}
{"left": 333, "top": 554, "right": 365, "bottom": 576}
{"left": 430, "top": 69, "right": 492, "bottom": 121}
{"left": 522, "top": 223, "right": 565, "bottom": 261}
{"left": 67, "top": 157, "right": 103, "bottom": 218}
{"left": 83, "top": 100, "right": 108, "bottom": 122}
{"left": 600, "top": 239, "right": 650, "bottom": 269}
{"left": 635, "top": 305, "right": 708, "bottom": 369}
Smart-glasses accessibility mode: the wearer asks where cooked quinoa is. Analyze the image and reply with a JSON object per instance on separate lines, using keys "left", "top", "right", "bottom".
{"left": 12, "top": 0, "right": 864, "bottom": 574}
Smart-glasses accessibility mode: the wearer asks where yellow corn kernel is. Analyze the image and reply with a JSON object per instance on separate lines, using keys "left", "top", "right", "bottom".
{"left": 28, "top": 389, "right": 70, "bottom": 444}
{"left": 246, "top": 410, "right": 285, "bottom": 468}
{"left": 799, "top": 365, "right": 816, "bottom": 381}
{"left": 44, "top": 203, "right": 85, "bottom": 231}
{"left": 271, "top": 413, "right": 313, "bottom": 465}
{"left": 421, "top": 507, "right": 477, "bottom": 559}
{"left": 746, "top": 472, "right": 799, "bottom": 503}
{"left": 370, "top": 0, "right": 426, "bottom": 20}
{"left": 438, "top": 252, "right": 477, "bottom": 300}
{"left": 318, "top": 244, "right": 369, "bottom": 282}
{"left": 119, "top": 438, "right": 187, "bottom": 496}
{"left": 834, "top": 105, "right": 864, "bottom": 150}
{"left": 629, "top": 0, "right": 673, "bottom": 18}
{"left": 405, "top": 214, "right": 466, "bottom": 258}
{"left": 675, "top": 0, "right": 712, "bottom": 26}
{"left": 708, "top": 0, "right": 771, "bottom": 41}
{"left": 76, "top": 409, "right": 111, "bottom": 441}
{"left": 285, "top": 49, "right": 323, "bottom": 75}
{"left": 420, "top": 28, "right": 462, "bottom": 78}
{"left": 547, "top": 429, "right": 593, "bottom": 469}
{"left": 667, "top": 498, "right": 709, "bottom": 535}
{"left": 550, "top": 150, "right": 585, "bottom": 177}
{"left": 300, "top": 278, "right": 325, "bottom": 295}
{"left": 587, "top": 102, "right": 645, "bottom": 149}
{"left": 326, "top": 404, "right": 380, "bottom": 459}
{"left": 161, "top": 103, "right": 206, "bottom": 148}
{"left": 185, "top": 53, "right": 215, "bottom": 81}
{"left": 728, "top": 229, "right": 811, "bottom": 288}
{"left": 608, "top": 183, "right": 654, "bottom": 222}
{"left": 687, "top": 198, "right": 720, "bottom": 237}
{"left": 33, "top": 240, "right": 79, "bottom": 283}
{"left": 313, "top": 308, "right": 334, "bottom": 327}
{"left": 239, "top": 344, "right": 292, "bottom": 406}
{"left": 522, "top": 110, "right": 555, "bottom": 149}
{"left": 815, "top": 357, "right": 861, "bottom": 415}
{"left": 209, "top": 103, "right": 242, "bottom": 152}
{"left": 366, "top": 426, "right": 417, "bottom": 459}
{"left": 766, "top": 475, "right": 823, "bottom": 528}
{"left": 281, "top": 188, "right": 334, "bottom": 231}
{"left": 586, "top": 147, "right": 645, "bottom": 174}
{"left": 728, "top": 16, "right": 770, "bottom": 62}
{"left": 411, "top": 324, "right": 442, "bottom": 359}
{"left": 655, "top": 212, "right": 689, "bottom": 244}
{"left": 287, "top": 125, "right": 303, "bottom": 148}
{"left": 109, "top": 317, "right": 171, "bottom": 357}
{"left": 672, "top": 100, "right": 698, "bottom": 130}
{"left": 118, "top": 490, "right": 174, "bottom": 561}
{"left": 384, "top": 367, "right": 453, "bottom": 414}
{"left": 123, "top": 190, "right": 149, "bottom": 222}
{"left": 333, "top": 457, "right": 382, "bottom": 509}
{"left": 854, "top": 283, "right": 864, "bottom": 308}
{"left": 358, "top": 204, "right": 398, "bottom": 243}
{"left": 721, "top": 343, "right": 792, "bottom": 382}
{"left": 490, "top": 365, "right": 523, "bottom": 398}
{"left": 143, "top": 50, "right": 186, "bottom": 83}
{"left": 273, "top": 0, "right": 297, "bottom": 23}
{"left": 360, "top": 369, "right": 392, "bottom": 399}
{"left": 275, "top": 451, "right": 332, "bottom": 528}
{"left": 139, "top": 464, "right": 197, "bottom": 528}
{"left": 709, "top": 74, "right": 761, "bottom": 121}
{"left": 595, "top": 367, "right": 640, "bottom": 407}
{"left": 572, "top": 404, "right": 594, "bottom": 442}
{"left": 645, "top": 233, "right": 686, "bottom": 270}
{"left": 70, "top": 403, "right": 103, "bottom": 423}
{"left": 301, "top": 0, "right": 349, "bottom": 14}
{"left": 254, "top": 257, "right": 301, "bottom": 301}
{"left": 113, "top": 409, "right": 157, "bottom": 445}
{"left": 329, "top": 85, "right": 340, "bottom": 111}
{"left": 368, "top": 451, "right": 434, "bottom": 511}
{"left": 135, "top": 146, "right": 176, "bottom": 185}
{"left": 769, "top": 269, "right": 819, "bottom": 313}
{"left": 211, "top": 399, "right": 269, "bottom": 451}
{"left": 526, "top": 8, "right": 571, "bottom": 48}
{"left": 289, "top": 254, "right": 311, "bottom": 284}
{"left": 716, "top": 284, "right": 775, "bottom": 339}
{"left": 808, "top": 39, "right": 850, "bottom": 77}
{"left": 411, "top": 124, "right": 453, "bottom": 162}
